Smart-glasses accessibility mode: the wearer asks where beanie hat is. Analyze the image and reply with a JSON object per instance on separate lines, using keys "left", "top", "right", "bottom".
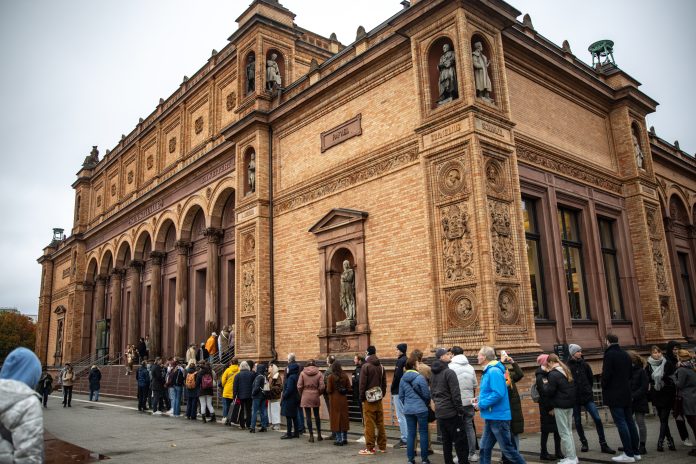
{"left": 568, "top": 344, "right": 582, "bottom": 357}
{"left": 396, "top": 343, "right": 407, "bottom": 354}
{"left": 0, "top": 347, "right": 42, "bottom": 388}
{"left": 536, "top": 354, "right": 549, "bottom": 367}
{"left": 366, "top": 345, "right": 376, "bottom": 356}
{"left": 678, "top": 349, "right": 693, "bottom": 362}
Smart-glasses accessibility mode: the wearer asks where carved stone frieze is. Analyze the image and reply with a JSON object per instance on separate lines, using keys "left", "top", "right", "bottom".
{"left": 244, "top": 234, "right": 256, "bottom": 259}
{"left": 242, "top": 262, "right": 256, "bottom": 314}
{"left": 489, "top": 200, "right": 516, "bottom": 278}
{"left": 440, "top": 204, "right": 474, "bottom": 281}
{"left": 329, "top": 337, "right": 353, "bottom": 352}
{"left": 96, "top": 195, "right": 102, "bottom": 207}
{"left": 127, "top": 171, "right": 134, "bottom": 184}
{"left": 111, "top": 185, "right": 117, "bottom": 196}
{"left": 646, "top": 207, "right": 659, "bottom": 238}
{"left": 498, "top": 287, "right": 519, "bottom": 325}
{"left": 437, "top": 160, "right": 467, "bottom": 198}
{"left": 652, "top": 242, "right": 668, "bottom": 294}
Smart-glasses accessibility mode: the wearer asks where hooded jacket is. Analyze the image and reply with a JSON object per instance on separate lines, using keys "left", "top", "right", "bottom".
{"left": 449, "top": 354, "right": 477, "bottom": 406}
{"left": 542, "top": 366, "right": 576, "bottom": 409}
{"left": 359, "top": 355, "right": 387, "bottom": 402}
{"left": 281, "top": 363, "right": 300, "bottom": 417}
{"left": 88, "top": 367, "right": 102, "bottom": 390}
{"left": 567, "top": 356, "right": 594, "bottom": 405}
{"left": 298, "top": 365, "right": 325, "bottom": 408}
{"left": 391, "top": 352, "right": 408, "bottom": 395}
{"left": 478, "top": 360, "right": 510, "bottom": 420}
{"left": 252, "top": 364, "right": 269, "bottom": 400}
{"left": 430, "top": 359, "right": 464, "bottom": 419}
{"left": 221, "top": 364, "right": 239, "bottom": 399}
{"left": 0, "top": 347, "right": 43, "bottom": 464}
{"left": 398, "top": 370, "right": 431, "bottom": 415}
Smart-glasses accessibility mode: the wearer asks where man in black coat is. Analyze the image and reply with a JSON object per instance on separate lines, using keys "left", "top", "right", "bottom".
{"left": 431, "top": 355, "right": 469, "bottom": 464}
{"left": 601, "top": 333, "right": 640, "bottom": 462}
{"left": 150, "top": 358, "right": 166, "bottom": 414}
{"left": 567, "top": 344, "right": 614, "bottom": 454}
{"left": 391, "top": 342, "right": 408, "bottom": 448}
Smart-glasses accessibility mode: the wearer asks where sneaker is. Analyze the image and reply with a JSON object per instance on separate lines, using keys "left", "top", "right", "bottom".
{"left": 377, "top": 449, "right": 387, "bottom": 453}
{"left": 559, "top": 459, "right": 578, "bottom": 464}
{"left": 684, "top": 440, "right": 694, "bottom": 447}
{"left": 634, "top": 455, "right": 641, "bottom": 461}
{"left": 152, "top": 411, "right": 162, "bottom": 415}
{"left": 358, "top": 448, "right": 376, "bottom": 455}
{"left": 611, "top": 453, "right": 635, "bottom": 463}
{"left": 357, "top": 436, "right": 366, "bottom": 443}
{"left": 394, "top": 440, "right": 407, "bottom": 449}
{"left": 469, "top": 452, "right": 480, "bottom": 462}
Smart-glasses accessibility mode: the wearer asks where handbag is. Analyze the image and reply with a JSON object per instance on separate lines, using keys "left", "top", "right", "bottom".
{"left": 407, "top": 377, "right": 436, "bottom": 423}
{"left": 365, "top": 366, "right": 385, "bottom": 403}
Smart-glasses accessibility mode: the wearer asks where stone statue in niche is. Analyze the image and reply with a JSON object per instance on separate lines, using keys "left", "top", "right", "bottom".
{"left": 437, "top": 43, "right": 458, "bottom": 104}
{"left": 246, "top": 55, "right": 255, "bottom": 94}
{"left": 336, "top": 260, "right": 356, "bottom": 333}
{"left": 266, "top": 53, "right": 282, "bottom": 92}
{"left": 472, "top": 42, "right": 493, "bottom": 103}
{"left": 247, "top": 153, "right": 256, "bottom": 194}
{"left": 633, "top": 132, "right": 645, "bottom": 169}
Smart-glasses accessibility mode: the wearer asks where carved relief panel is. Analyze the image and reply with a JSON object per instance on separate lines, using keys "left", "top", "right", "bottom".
{"left": 239, "top": 227, "right": 257, "bottom": 350}
{"left": 488, "top": 199, "right": 516, "bottom": 278}
{"left": 440, "top": 203, "right": 475, "bottom": 282}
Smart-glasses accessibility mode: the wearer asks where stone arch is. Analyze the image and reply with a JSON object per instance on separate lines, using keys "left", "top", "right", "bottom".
{"left": 154, "top": 217, "right": 177, "bottom": 252}
{"left": 210, "top": 185, "right": 236, "bottom": 228}
{"left": 470, "top": 33, "right": 496, "bottom": 103}
{"left": 179, "top": 197, "right": 207, "bottom": 242}
{"left": 115, "top": 239, "right": 132, "bottom": 268}
{"left": 85, "top": 256, "right": 99, "bottom": 283}
{"left": 669, "top": 193, "right": 690, "bottom": 224}
{"left": 427, "top": 35, "right": 459, "bottom": 109}
{"left": 133, "top": 229, "right": 153, "bottom": 261}
{"left": 98, "top": 249, "right": 114, "bottom": 275}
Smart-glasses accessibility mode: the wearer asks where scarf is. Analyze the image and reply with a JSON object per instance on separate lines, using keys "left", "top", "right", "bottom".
{"left": 647, "top": 356, "right": 666, "bottom": 391}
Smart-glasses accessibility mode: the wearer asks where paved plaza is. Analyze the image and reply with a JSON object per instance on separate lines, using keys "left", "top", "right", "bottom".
{"left": 43, "top": 393, "right": 696, "bottom": 464}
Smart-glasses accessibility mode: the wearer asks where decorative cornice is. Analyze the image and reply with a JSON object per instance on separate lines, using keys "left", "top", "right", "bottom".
{"left": 516, "top": 142, "right": 622, "bottom": 194}
{"left": 274, "top": 142, "right": 419, "bottom": 215}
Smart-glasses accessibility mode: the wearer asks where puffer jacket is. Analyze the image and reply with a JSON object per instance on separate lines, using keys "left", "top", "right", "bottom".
{"left": 298, "top": 365, "right": 325, "bottom": 408}
{"left": 221, "top": 364, "right": 239, "bottom": 399}
{"left": 233, "top": 369, "right": 256, "bottom": 400}
{"left": 505, "top": 362, "right": 524, "bottom": 435}
{"left": 0, "top": 379, "right": 44, "bottom": 463}
{"left": 675, "top": 364, "right": 696, "bottom": 416}
{"left": 398, "top": 370, "right": 431, "bottom": 415}
{"left": 430, "top": 360, "right": 463, "bottom": 419}
{"left": 567, "top": 357, "right": 594, "bottom": 405}
{"left": 478, "top": 361, "right": 510, "bottom": 420}
{"left": 542, "top": 366, "right": 576, "bottom": 409}
{"left": 449, "top": 354, "right": 477, "bottom": 406}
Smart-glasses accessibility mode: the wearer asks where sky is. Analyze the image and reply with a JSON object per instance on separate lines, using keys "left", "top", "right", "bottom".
{"left": 0, "top": 0, "right": 694, "bottom": 315}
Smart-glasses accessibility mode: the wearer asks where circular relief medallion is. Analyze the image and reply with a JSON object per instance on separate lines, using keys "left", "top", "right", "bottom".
{"left": 438, "top": 161, "right": 465, "bottom": 197}
{"left": 110, "top": 184, "right": 117, "bottom": 196}
{"left": 127, "top": 171, "right": 134, "bottom": 184}
{"left": 146, "top": 155, "right": 154, "bottom": 170}
{"left": 245, "top": 234, "right": 255, "bottom": 256}
{"left": 242, "top": 318, "right": 256, "bottom": 344}
{"left": 498, "top": 288, "right": 519, "bottom": 325}
{"left": 485, "top": 159, "right": 504, "bottom": 193}
{"left": 449, "top": 291, "right": 476, "bottom": 327}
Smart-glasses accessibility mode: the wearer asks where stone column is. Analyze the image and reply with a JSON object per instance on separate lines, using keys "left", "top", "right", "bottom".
{"left": 149, "top": 251, "right": 166, "bottom": 358}
{"left": 127, "top": 260, "right": 144, "bottom": 347}
{"left": 174, "top": 241, "right": 191, "bottom": 357}
{"left": 36, "top": 255, "right": 56, "bottom": 365}
{"left": 94, "top": 274, "right": 107, "bottom": 322}
{"left": 108, "top": 269, "right": 124, "bottom": 357}
{"left": 204, "top": 228, "right": 224, "bottom": 335}
{"left": 80, "top": 281, "right": 95, "bottom": 355}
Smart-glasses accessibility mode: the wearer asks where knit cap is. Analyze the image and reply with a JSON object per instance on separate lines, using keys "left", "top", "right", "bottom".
{"left": 568, "top": 344, "right": 582, "bottom": 356}
{"left": 536, "top": 354, "right": 549, "bottom": 367}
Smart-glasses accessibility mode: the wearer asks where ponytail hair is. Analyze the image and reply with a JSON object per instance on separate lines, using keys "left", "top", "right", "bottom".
{"left": 547, "top": 353, "right": 573, "bottom": 383}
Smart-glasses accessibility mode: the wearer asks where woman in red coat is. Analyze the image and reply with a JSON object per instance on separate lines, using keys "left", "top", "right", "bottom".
{"left": 326, "top": 362, "right": 352, "bottom": 446}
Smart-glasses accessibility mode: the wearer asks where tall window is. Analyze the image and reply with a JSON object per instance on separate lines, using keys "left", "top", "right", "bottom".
{"left": 598, "top": 218, "right": 624, "bottom": 319}
{"left": 678, "top": 252, "right": 696, "bottom": 321}
{"left": 558, "top": 207, "right": 589, "bottom": 319}
{"left": 522, "top": 198, "right": 546, "bottom": 318}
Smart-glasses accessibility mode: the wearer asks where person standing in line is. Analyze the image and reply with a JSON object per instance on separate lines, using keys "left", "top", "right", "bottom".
{"left": 268, "top": 362, "right": 283, "bottom": 430}
{"left": 136, "top": 361, "right": 150, "bottom": 412}
{"left": 233, "top": 360, "right": 255, "bottom": 429}
{"left": 168, "top": 358, "right": 185, "bottom": 417}
{"left": 675, "top": 349, "right": 696, "bottom": 456}
{"left": 205, "top": 332, "right": 218, "bottom": 363}
{"left": 500, "top": 351, "right": 525, "bottom": 464}
{"left": 327, "top": 361, "right": 352, "bottom": 446}
{"left": 62, "top": 363, "right": 74, "bottom": 407}
{"left": 399, "top": 355, "right": 432, "bottom": 464}
{"left": 286, "top": 353, "right": 306, "bottom": 435}
{"left": 298, "top": 359, "right": 325, "bottom": 442}
{"left": 413, "top": 348, "right": 435, "bottom": 457}
{"left": 474, "top": 346, "right": 526, "bottom": 464}
{"left": 220, "top": 359, "right": 239, "bottom": 422}
{"left": 352, "top": 353, "right": 365, "bottom": 442}
{"left": 184, "top": 361, "right": 199, "bottom": 420}
{"left": 281, "top": 361, "right": 301, "bottom": 439}
{"left": 647, "top": 345, "right": 677, "bottom": 451}
{"left": 250, "top": 363, "right": 269, "bottom": 433}
{"left": 144, "top": 335, "right": 150, "bottom": 359}
{"left": 358, "top": 345, "right": 388, "bottom": 455}
{"left": 197, "top": 361, "right": 216, "bottom": 423}
{"left": 431, "top": 349, "right": 469, "bottom": 464}
{"left": 449, "top": 345, "right": 479, "bottom": 462}
{"left": 323, "top": 355, "right": 336, "bottom": 440}
{"left": 540, "top": 354, "right": 577, "bottom": 464}
{"left": 392, "top": 343, "right": 409, "bottom": 449}
{"left": 0, "top": 347, "right": 44, "bottom": 464}
{"left": 185, "top": 344, "right": 196, "bottom": 365}
{"left": 88, "top": 365, "right": 102, "bottom": 402}
{"left": 125, "top": 345, "right": 135, "bottom": 375}
{"left": 36, "top": 366, "right": 53, "bottom": 408}
{"left": 137, "top": 337, "right": 147, "bottom": 361}
{"left": 536, "top": 354, "right": 563, "bottom": 461}
{"left": 150, "top": 358, "right": 166, "bottom": 415}
{"left": 664, "top": 341, "right": 693, "bottom": 447}
{"left": 196, "top": 342, "right": 209, "bottom": 363}
{"left": 602, "top": 333, "right": 640, "bottom": 463}
{"left": 628, "top": 350, "right": 649, "bottom": 455}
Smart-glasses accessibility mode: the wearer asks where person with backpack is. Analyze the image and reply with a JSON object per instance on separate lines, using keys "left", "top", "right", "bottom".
{"left": 326, "top": 361, "right": 352, "bottom": 446}
{"left": 197, "top": 361, "right": 216, "bottom": 423}
{"left": 166, "top": 358, "right": 185, "bottom": 417}
{"left": 250, "top": 363, "right": 269, "bottom": 432}
{"left": 233, "top": 361, "right": 256, "bottom": 429}
{"left": 184, "top": 361, "right": 199, "bottom": 420}
{"left": 136, "top": 361, "right": 150, "bottom": 411}
{"left": 535, "top": 354, "right": 563, "bottom": 461}
{"left": 36, "top": 366, "right": 53, "bottom": 408}
{"left": 399, "top": 354, "right": 432, "bottom": 464}
{"left": 268, "top": 362, "right": 283, "bottom": 430}
{"left": 88, "top": 365, "right": 102, "bottom": 402}
{"left": 221, "top": 359, "right": 239, "bottom": 423}
{"left": 431, "top": 349, "right": 468, "bottom": 464}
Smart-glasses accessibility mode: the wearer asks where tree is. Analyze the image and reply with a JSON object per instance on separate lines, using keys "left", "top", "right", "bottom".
{"left": 0, "top": 312, "right": 36, "bottom": 363}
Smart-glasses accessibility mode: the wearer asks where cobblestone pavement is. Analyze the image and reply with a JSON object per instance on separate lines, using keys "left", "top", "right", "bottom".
{"left": 43, "top": 393, "right": 696, "bottom": 464}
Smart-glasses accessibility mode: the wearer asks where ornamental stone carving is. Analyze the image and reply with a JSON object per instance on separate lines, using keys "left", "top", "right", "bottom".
{"left": 441, "top": 204, "right": 474, "bottom": 281}
{"left": 498, "top": 288, "right": 519, "bottom": 325}
{"left": 127, "top": 171, "right": 134, "bottom": 184}
{"left": 485, "top": 159, "right": 504, "bottom": 194}
{"left": 244, "top": 234, "right": 256, "bottom": 258}
{"left": 226, "top": 92, "right": 236, "bottom": 111}
{"left": 489, "top": 200, "right": 516, "bottom": 278}
{"left": 242, "top": 262, "right": 256, "bottom": 314}
{"left": 242, "top": 317, "right": 256, "bottom": 345}
{"left": 169, "top": 137, "right": 177, "bottom": 153}
{"left": 146, "top": 155, "right": 154, "bottom": 170}
{"left": 96, "top": 195, "right": 102, "bottom": 207}
{"left": 652, "top": 244, "right": 668, "bottom": 293}
{"left": 448, "top": 290, "right": 477, "bottom": 327}
{"left": 194, "top": 116, "right": 204, "bottom": 134}
{"left": 438, "top": 160, "right": 466, "bottom": 197}
{"left": 111, "top": 184, "right": 117, "bottom": 196}
{"left": 646, "top": 207, "right": 659, "bottom": 238}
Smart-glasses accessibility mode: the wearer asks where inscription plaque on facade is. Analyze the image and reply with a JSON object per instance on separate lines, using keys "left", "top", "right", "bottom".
{"left": 321, "top": 114, "right": 362, "bottom": 152}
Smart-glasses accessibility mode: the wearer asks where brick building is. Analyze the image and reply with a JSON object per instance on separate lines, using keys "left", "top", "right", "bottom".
{"left": 36, "top": 0, "right": 695, "bottom": 384}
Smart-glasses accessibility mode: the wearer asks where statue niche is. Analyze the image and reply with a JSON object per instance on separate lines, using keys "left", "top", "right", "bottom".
{"left": 331, "top": 250, "right": 356, "bottom": 333}
{"left": 427, "top": 37, "right": 459, "bottom": 109}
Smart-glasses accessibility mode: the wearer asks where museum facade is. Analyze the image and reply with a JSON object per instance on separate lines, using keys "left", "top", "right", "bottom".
{"left": 36, "top": 0, "right": 696, "bottom": 369}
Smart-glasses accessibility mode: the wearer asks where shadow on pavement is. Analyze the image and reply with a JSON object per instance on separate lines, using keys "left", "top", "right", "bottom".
{"left": 45, "top": 431, "right": 109, "bottom": 463}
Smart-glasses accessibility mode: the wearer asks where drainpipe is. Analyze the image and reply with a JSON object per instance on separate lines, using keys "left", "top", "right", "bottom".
{"left": 269, "top": 125, "right": 278, "bottom": 362}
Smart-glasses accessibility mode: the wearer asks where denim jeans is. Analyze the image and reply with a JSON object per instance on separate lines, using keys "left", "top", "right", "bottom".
{"left": 394, "top": 394, "right": 408, "bottom": 442}
{"left": 609, "top": 406, "right": 639, "bottom": 457}
{"left": 185, "top": 393, "right": 198, "bottom": 419}
{"left": 406, "top": 411, "right": 429, "bottom": 463}
{"left": 251, "top": 398, "right": 269, "bottom": 428}
{"left": 170, "top": 386, "right": 182, "bottom": 416}
{"left": 573, "top": 401, "right": 607, "bottom": 444}
{"left": 479, "top": 419, "right": 526, "bottom": 464}
{"left": 90, "top": 389, "right": 100, "bottom": 401}
{"left": 222, "top": 398, "right": 233, "bottom": 419}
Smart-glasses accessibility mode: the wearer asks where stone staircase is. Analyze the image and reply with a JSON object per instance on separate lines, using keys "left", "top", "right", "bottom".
{"left": 72, "top": 364, "right": 138, "bottom": 398}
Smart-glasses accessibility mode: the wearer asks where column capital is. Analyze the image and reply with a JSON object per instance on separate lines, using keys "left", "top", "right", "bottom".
{"left": 82, "top": 280, "right": 95, "bottom": 290}
{"left": 110, "top": 267, "right": 126, "bottom": 278}
{"left": 96, "top": 274, "right": 108, "bottom": 284}
{"left": 203, "top": 227, "right": 224, "bottom": 243}
{"left": 130, "top": 260, "right": 145, "bottom": 271}
{"left": 150, "top": 251, "right": 166, "bottom": 265}
{"left": 663, "top": 216, "right": 674, "bottom": 233}
{"left": 176, "top": 240, "right": 192, "bottom": 255}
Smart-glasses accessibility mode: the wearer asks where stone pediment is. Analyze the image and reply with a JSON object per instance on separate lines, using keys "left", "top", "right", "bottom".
{"left": 54, "top": 305, "right": 67, "bottom": 315}
{"left": 309, "top": 209, "right": 368, "bottom": 235}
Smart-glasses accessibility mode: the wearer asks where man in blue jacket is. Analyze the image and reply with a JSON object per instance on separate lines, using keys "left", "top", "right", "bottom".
{"left": 474, "top": 346, "right": 526, "bottom": 464}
